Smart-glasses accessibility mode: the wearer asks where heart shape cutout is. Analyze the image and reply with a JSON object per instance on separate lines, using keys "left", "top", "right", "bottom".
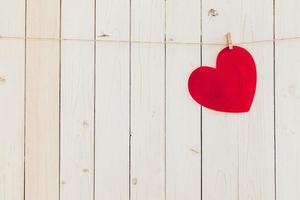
{"left": 188, "top": 46, "right": 257, "bottom": 113}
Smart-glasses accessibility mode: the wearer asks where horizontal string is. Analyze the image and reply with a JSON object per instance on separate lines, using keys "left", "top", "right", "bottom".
{"left": 1, "top": 35, "right": 300, "bottom": 45}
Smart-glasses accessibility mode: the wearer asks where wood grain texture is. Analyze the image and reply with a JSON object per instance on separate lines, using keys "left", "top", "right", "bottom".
{"left": 25, "top": 0, "right": 60, "bottom": 199}
{"left": 61, "top": 0, "right": 94, "bottom": 39}
{"left": 25, "top": 40, "right": 60, "bottom": 200}
{"left": 166, "top": 0, "right": 201, "bottom": 43}
{"left": 60, "top": 41, "right": 94, "bottom": 200}
{"left": 26, "top": 0, "right": 60, "bottom": 38}
{"left": 201, "top": 0, "right": 275, "bottom": 200}
{"left": 60, "top": 0, "right": 95, "bottom": 199}
{"left": 0, "top": 40, "right": 24, "bottom": 200}
{"left": 2, "top": 0, "right": 300, "bottom": 199}
{"left": 275, "top": 39, "right": 300, "bottom": 200}
{"left": 95, "top": 1, "right": 130, "bottom": 199}
{"left": 131, "top": 0, "right": 165, "bottom": 199}
{"left": 95, "top": 42, "right": 129, "bottom": 200}
{"left": 276, "top": 1, "right": 300, "bottom": 199}
{"left": 131, "top": 0, "right": 165, "bottom": 42}
{"left": 131, "top": 43, "right": 165, "bottom": 200}
{"left": 0, "top": 1, "right": 25, "bottom": 200}
{"left": 96, "top": 0, "right": 130, "bottom": 41}
{"left": 166, "top": 0, "right": 201, "bottom": 199}
{"left": 0, "top": 0, "right": 25, "bottom": 37}
{"left": 166, "top": 44, "right": 201, "bottom": 200}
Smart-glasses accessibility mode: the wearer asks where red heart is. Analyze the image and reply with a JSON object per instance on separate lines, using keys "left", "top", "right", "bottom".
{"left": 188, "top": 46, "right": 257, "bottom": 113}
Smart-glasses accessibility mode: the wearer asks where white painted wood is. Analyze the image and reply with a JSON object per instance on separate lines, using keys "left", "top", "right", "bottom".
{"left": 0, "top": 40, "right": 24, "bottom": 200}
{"left": 61, "top": 0, "right": 94, "bottom": 39}
{"left": 25, "top": 0, "right": 60, "bottom": 199}
{"left": 0, "top": 0, "right": 25, "bottom": 37}
{"left": 60, "top": 0, "right": 94, "bottom": 199}
{"left": 131, "top": 43, "right": 165, "bottom": 200}
{"left": 1, "top": 0, "right": 300, "bottom": 199}
{"left": 131, "top": 0, "right": 165, "bottom": 42}
{"left": 26, "top": 0, "right": 60, "bottom": 38}
{"left": 275, "top": 39, "right": 300, "bottom": 200}
{"left": 25, "top": 40, "right": 60, "bottom": 200}
{"left": 0, "top": 1, "right": 25, "bottom": 200}
{"left": 95, "top": 42, "right": 129, "bottom": 200}
{"left": 166, "top": 1, "right": 201, "bottom": 199}
{"left": 276, "top": 1, "right": 300, "bottom": 199}
{"left": 96, "top": 0, "right": 130, "bottom": 41}
{"left": 95, "top": 1, "right": 130, "bottom": 199}
{"left": 166, "top": 44, "right": 201, "bottom": 200}
{"left": 60, "top": 41, "right": 94, "bottom": 200}
{"left": 201, "top": 1, "right": 275, "bottom": 200}
{"left": 131, "top": 0, "right": 165, "bottom": 199}
{"left": 166, "top": 0, "right": 201, "bottom": 43}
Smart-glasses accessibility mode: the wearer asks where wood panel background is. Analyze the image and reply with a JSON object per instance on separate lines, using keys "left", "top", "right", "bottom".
{"left": 0, "top": 0, "right": 299, "bottom": 199}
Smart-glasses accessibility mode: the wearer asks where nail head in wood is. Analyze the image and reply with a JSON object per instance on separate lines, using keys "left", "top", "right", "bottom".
{"left": 83, "top": 168, "right": 89, "bottom": 173}
{"left": 0, "top": 76, "right": 6, "bottom": 83}
{"left": 98, "top": 34, "right": 110, "bottom": 38}
{"left": 132, "top": 178, "right": 138, "bottom": 185}
{"left": 82, "top": 121, "right": 89, "bottom": 128}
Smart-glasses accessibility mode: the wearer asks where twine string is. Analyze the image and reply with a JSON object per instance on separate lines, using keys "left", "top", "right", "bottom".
{"left": 1, "top": 34, "right": 300, "bottom": 45}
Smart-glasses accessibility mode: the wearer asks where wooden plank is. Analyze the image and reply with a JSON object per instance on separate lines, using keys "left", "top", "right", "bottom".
{"left": 61, "top": 0, "right": 94, "bottom": 40}
{"left": 0, "top": 0, "right": 25, "bottom": 37}
{"left": 96, "top": 0, "right": 129, "bottom": 41}
{"left": 0, "top": 40, "right": 24, "bottom": 200}
{"left": 131, "top": 0, "right": 165, "bottom": 199}
{"left": 0, "top": 1, "right": 25, "bottom": 200}
{"left": 131, "top": 43, "right": 165, "bottom": 200}
{"left": 165, "top": 0, "right": 201, "bottom": 199}
{"left": 95, "top": 1, "right": 130, "bottom": 199}
{"left": 275, "top": 39, "right": 300, "bottom": 200}
{"left": 60, "top": 41, "right": 94, "bottom": 200}
{"left": 26, "top": 0, "right": 60, "bottom": 38}
{"left": 95, "top": 42, "right": 129, "bottom": 200}
{"left": 25, "top": 0, "right": 60, "bottom": 199}
{"left": 275, "top": 1, "right": 300, "bottom": 199}
{"left": 25, "top": 40, "right": 60, "bottom": 200}
{"left": 60, "top": 0, "right": 94, "bottom": 199}
{"left": 166, "top": 44, "right": 201, "bottom": 200}
{"left": 166, "top": 0, "right": 201, "bottom": 43}
{"left": 201, "top": 0, "right": 275, "bottom": 200}
{"left": 131, "top": 0, "right": 165, "bottom": 42}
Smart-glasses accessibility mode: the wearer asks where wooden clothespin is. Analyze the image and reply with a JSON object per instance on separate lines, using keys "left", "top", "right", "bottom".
{"left": 226, "top": 32, "right": 233, "bottom": 50}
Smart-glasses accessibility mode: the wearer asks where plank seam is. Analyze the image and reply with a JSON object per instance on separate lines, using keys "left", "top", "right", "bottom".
{"left": 164, "top": 1, "right": 167, "bottom": 200}
{"left": 273, "top": 0, "right": 277, "bottom": 199}
{"left": 58, "top": 0, "right": 62, "bottom": 199}
{"left": 23, "top": 0, "right": 27, "bottom": 199}
{"left": 93, "top": 0, "right": 97, "bottom": 199}
{"left": 200, "top": 0, "right": 203, "bottom": 199}
{"left": 129, "top": 0, "right": 132, "bottom": 199}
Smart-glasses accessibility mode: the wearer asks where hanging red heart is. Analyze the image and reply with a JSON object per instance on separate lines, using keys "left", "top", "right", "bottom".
{"left": 188, "top": 46, "right": 257, "bottom": 113}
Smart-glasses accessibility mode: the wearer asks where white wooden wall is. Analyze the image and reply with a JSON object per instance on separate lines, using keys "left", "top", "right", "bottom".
{"left": 0, "top": 0, "right": 299, "bottom": 199}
